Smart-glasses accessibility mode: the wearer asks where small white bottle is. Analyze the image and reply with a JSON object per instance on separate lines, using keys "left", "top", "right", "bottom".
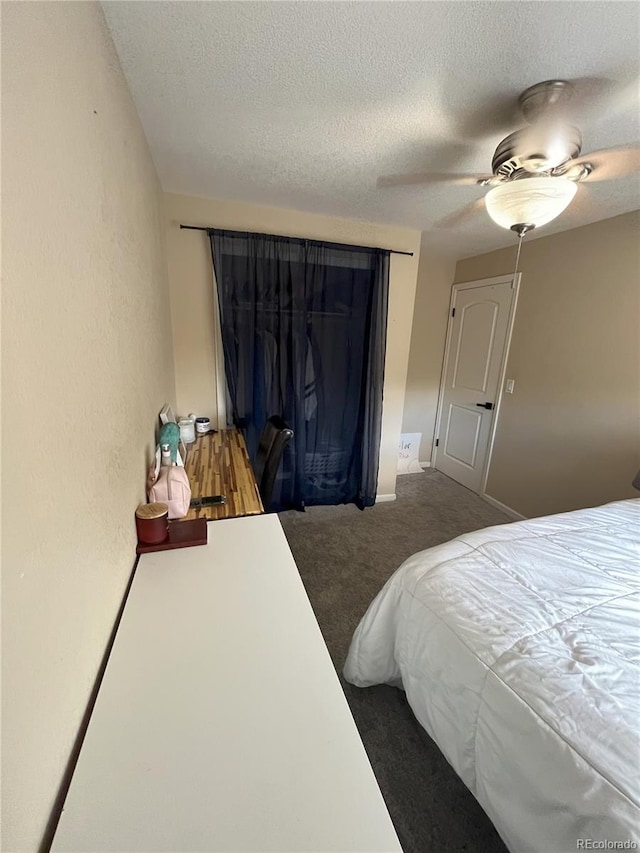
{"left": 160, "top": 443, "right": 172, "bottom": 466}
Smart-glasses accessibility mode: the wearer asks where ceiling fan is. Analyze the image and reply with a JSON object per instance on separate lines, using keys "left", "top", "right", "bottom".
{"left": 378, "top": 79, "right": 640, "bottom": 235}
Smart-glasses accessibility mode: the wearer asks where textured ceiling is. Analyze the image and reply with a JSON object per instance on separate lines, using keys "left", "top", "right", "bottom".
{"left": 103, "top": 1, "right": 640, "bottom": 259}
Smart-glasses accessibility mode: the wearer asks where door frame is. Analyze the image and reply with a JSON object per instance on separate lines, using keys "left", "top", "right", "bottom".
{"left": 430, "top": 273, "right": 521, "bottom": 497}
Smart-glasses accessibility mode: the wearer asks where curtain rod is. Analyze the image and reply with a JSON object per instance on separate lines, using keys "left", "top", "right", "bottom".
{"left": 179, "top": 224, "right": 414, "bottom": 257}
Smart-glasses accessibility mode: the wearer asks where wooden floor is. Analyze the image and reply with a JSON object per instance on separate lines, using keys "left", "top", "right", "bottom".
{"left": 183, "top": 429, "right": 264, "bottom": 521}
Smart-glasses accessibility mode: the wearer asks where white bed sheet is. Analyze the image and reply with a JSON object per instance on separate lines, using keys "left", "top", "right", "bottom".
{"left": 344, "top": 499, "right": 640, "bottom": 853}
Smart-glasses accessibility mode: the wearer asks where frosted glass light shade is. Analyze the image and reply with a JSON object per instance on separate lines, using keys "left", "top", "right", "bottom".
{"left": 485, "top": 177, "right": 577, "bottom": 230}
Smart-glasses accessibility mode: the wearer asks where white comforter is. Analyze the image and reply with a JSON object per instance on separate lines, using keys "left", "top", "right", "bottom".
{"left": 344, "top": 499, "right": 640, "bottom": 853}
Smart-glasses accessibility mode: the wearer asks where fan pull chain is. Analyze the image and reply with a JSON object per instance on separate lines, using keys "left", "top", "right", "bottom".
{"left": 513, "top": 232, "right": 525, "bottom": 280}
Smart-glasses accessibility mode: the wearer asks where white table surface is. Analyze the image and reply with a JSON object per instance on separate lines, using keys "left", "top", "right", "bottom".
{"left": 52, "top": 514, "right": 402, "bottom": 852}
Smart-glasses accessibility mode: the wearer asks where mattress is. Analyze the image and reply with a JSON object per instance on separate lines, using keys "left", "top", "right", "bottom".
{"left": 344, "top": 499, "right": 640, "bottom": 853}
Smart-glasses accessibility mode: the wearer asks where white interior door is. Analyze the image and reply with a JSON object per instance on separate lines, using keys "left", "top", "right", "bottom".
{"left": 434, "top": 275, "right": 518, "bottom": 493}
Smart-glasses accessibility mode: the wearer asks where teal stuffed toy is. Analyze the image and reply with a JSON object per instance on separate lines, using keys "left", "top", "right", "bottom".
{"left": 159, "top": 422, "right": 180, "bottom": 464}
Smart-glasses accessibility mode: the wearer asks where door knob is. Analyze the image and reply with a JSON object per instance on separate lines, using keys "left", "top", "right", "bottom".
{"left": 476, "top": 402, "right": 494, "bottom": 410}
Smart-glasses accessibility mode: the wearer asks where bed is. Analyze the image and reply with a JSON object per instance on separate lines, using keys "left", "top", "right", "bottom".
{"left": 344, "top": 499, "right": 640, "bottom": 853}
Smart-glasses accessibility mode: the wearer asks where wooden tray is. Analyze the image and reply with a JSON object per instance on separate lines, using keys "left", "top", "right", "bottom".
{"left": 136, "top": 518, "right": 208, "bottom": 554}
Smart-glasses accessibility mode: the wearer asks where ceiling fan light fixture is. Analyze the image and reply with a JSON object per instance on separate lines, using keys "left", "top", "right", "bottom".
{"left": 485, "top": 176, "right": 577, "bottom": 231}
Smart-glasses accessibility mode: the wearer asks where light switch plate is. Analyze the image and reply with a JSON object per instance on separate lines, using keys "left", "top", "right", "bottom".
{"left": 505, "top": 379, "right": 515, "bottom": 394}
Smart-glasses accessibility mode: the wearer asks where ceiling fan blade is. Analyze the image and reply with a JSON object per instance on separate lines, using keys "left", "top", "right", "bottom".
{"left": 434, "top": 197, "right": 486, "bottom": 229}
{"left": 564, "top": 76, "right": 639, "bottom": 125}
{"left": 564, "top": 145, "right": 640, "bottom": 182}
{"left": 456, "top": 91, "right": 522, "bottom": 140}
{"left": 377, "top": 172, "right": 500, "bottom": 188}
{"left": 522, "top": 77, "right": 638, "bottom": 126}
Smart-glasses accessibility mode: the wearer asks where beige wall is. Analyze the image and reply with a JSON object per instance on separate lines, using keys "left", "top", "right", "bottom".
{"left": 164, "top": 192, "right": 421, "bottom": 497}
{"left": 2, "top": 4, "right": 176, "bottom": 850}
{"left": 455, "top": 210, "right": 640, "bottom": 518}
{"left": 401, "top": 251, "right": 456, "bottom": 463}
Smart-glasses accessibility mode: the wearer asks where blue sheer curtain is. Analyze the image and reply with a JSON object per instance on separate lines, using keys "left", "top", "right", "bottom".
{"left": 209, "top": 229, "right": 389, "bottom": 511}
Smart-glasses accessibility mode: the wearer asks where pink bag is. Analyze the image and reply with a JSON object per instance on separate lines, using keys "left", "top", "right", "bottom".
{"left": 149, "top": 466, "right": 191, "bottom": 519}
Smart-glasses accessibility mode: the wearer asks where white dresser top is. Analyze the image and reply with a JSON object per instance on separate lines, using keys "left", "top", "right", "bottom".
{"left": 52, "top": 514, "right": 401, "bottom": 852}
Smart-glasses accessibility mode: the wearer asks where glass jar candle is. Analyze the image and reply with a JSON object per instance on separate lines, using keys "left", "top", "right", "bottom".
{"left": 179, "top": 418, "right": 196, "bottom": 444}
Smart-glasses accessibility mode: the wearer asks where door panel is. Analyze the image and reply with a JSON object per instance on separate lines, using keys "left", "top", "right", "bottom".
{"left": 444, "top": 405, "right": 482, "bottom": 467}
{"left": 453, "top": 302, "right": 498, "bottom": 393}
{"left": 435, "top": 278, "right": 516, "bottom": 493}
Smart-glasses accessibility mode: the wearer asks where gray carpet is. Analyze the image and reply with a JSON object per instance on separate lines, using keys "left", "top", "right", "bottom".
{"left": 279, "top": 469, "right": 511, "bottom": 853}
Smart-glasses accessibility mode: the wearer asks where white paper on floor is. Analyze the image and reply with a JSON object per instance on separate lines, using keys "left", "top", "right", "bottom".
{"left": 397, "top": 433, "right": 423, "bottom": 474}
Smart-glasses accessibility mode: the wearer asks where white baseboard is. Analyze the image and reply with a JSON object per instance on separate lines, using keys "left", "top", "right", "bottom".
{"left": 481, "top": 492, "right": 526, "bottom": 520}
{"left": 420, "top": 461, "right": 431, "bottom": 469}
{"left": 375, "top": 493, "right": 397, "bottom": 504}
